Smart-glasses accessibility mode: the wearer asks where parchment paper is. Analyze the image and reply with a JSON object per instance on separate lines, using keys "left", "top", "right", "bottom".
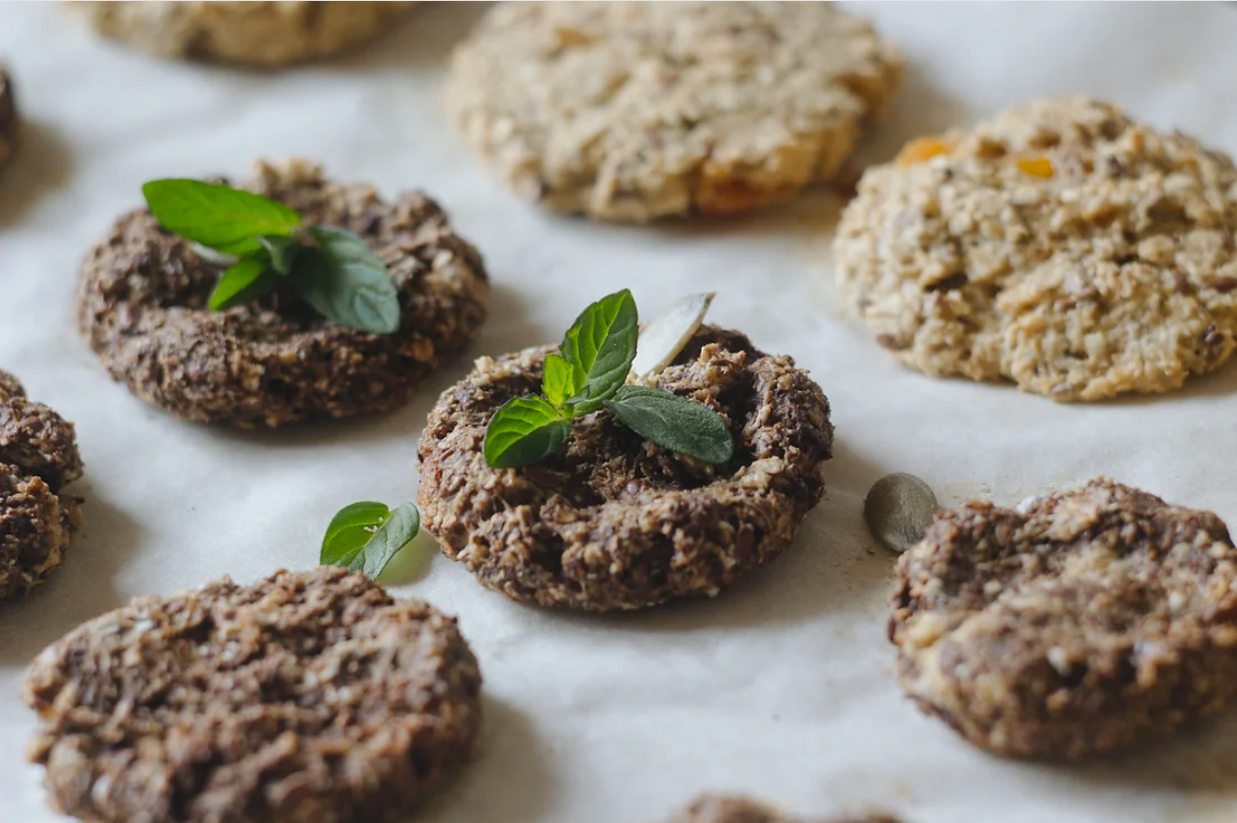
{"left": 2, "top": 4, "right": 1237, "bottom": 822}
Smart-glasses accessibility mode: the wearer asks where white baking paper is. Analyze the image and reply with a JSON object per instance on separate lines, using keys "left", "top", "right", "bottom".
{"left": 2, "top": 3, "right": 1237, "bottom": 822}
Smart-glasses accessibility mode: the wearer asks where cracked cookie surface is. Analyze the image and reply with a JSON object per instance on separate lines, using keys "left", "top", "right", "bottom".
{"left": 836, "top": 97, "right": 1237, "bottom": 401}
{"left": 77, "top": 158, "right": 489, "bottom": 427}
{"left": 890, "top": 479, "right": 1237, "bottom": 759}
{"left": 448, "top": 1, "right": 902, "bottom": 222}
{"left": 417, "top": 327, "right": 833, "bottom": 611}
{"left": 0, "top": 370, "right": 83, "bottom": 601}
{"left": 23, "top": 567, "right": 482, "bottom": 823}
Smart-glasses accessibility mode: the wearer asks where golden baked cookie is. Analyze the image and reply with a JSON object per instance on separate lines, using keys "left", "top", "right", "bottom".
{"left": 448, "top": 1, "right": 902, "bottom": 222}
{"left": 836, "top": 97, "right": 1237, "bottom": 401}
{"left": 69, "top": 1, "right": 415, "bottom": 66}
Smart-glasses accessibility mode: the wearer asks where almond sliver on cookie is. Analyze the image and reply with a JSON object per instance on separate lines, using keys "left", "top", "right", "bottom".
{"left": 632, "top": 292, "right": 715, "bottom": 378}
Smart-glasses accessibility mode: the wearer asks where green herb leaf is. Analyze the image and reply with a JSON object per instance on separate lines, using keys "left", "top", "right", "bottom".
{"left": 484, "top": 395, "right": 571, "bottom": 468}
{"left": 292, "top": 227, "right": 400, "bottom": 334}
{"left": 321, "top": 501, "right": 391, "bottom": 567}
{"left": 542, "top": 354, "right": 577, "bottom": 409}
{"left": 142, "top": 179, "right": 301, "bottom": 255}
{"left": 560, "top": 289, "right": 638, "bottom": 414}
{"left": 604, "top": 385, "right": 734, "bottom": 464}
{"left": 257, "top": 234, "right": 303, "bottom": 276}
{"left": 350, "top": 503, "right": 420, "bottom": 580}
{"left": 209, "top": 256, "right": 281, "bottom": 311}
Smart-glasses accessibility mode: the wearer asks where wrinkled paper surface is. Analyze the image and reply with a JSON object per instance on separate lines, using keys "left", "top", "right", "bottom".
{"left": 2, "top": 4, "right": 1237, "bottom": 822}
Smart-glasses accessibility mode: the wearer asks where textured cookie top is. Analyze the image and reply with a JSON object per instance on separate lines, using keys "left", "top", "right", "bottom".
{"left": 837, "top": 97, "right": 1237, "bottom": 401}
{"left": 891, "top": 479, "right": 1237, "bottom": 757}
{"left": 24, "top": 567, "right": 482, "bottom": 823}
{"left": 418, "top": 327, "right": 833, "bottom": 610}
{"left": 664, "top": 795, "right": 903, "bottom": 823}
{"left": 449, "top": 1, "right": 902, "bottom": 221}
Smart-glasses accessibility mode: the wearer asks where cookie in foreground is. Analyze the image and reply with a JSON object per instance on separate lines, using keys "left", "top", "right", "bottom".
{"left": 0, "top": 370, "right": 84, "bottom": 600}
{"left": 68, "top": 1, "right": 416, "bottom": 66}
{"left": 23, "top": 566, "right": 482, "bottom": 823}
{"left": 890, "top": 479, "right": 1237, "bottom": 759}
{"left": 417, "top": 325, "right": 833, "bottom": 611}
{"left": 448, "top": 1, "right": 902, "bottom": 222}
{"left": 836, "top": 97, "right": 1237, "bottom": 401}
{"left": 662, "top": 795, "right": 904, "bottom": 823}
{"left": 77, "top": 158, "right": 489, "bottom": 427}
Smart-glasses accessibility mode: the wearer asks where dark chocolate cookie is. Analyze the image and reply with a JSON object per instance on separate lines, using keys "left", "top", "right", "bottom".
{"left": 0, "top": 64, "right": 15, "bottom": 170}
{"left": 23, "top": 567, "right": 482, "bottom": 823}
{"left": 663, "top": 795, "right": 904, "bottom": 823}
{"left": 890, "top": 479, "right": 1237, "bottom": 759}
{"left": 0, "top": 370, "right": 84, "bottom": 601}
{"left": 77, "top": 158, "right": 489, "bottom": 427}
{"left": 417, "top": 326, "right": 833, "bottom": 611}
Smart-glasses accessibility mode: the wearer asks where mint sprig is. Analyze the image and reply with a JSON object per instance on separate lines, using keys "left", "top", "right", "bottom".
{"left": 142, "top": 178, "right": 400, "bottom": 334}
{"left": 320, "top": 500, "right": 420, "bottom": 580}
{"left": 484, "top": 290, "right": 736, "bottom": 468}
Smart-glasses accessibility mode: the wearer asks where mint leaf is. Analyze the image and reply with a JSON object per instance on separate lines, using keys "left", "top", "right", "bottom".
{"left": 484, "top": 395, "right": 571, "bottom": 468}
{"left": 320, "top": 501, "right": 420, "bottom": 581}
{"left": 257, "top": 234, "right": 302, "bottom": 276}
{"left": 560, "top": 289, "right": 638, "bottom": 414}
{"left": 604, "top": 385, "right": 734, "bottom": 464}
{"left": 293, "top": 227, "right": 400, "bottom": 334}
{"left": 542, "top": 354, "right": 577, "bottom": 408}
{"left": 209, "top": 256, "right": 280, "bottom": 311}
{"left": 142, "top": 179, "right": 301, "bottom": 255}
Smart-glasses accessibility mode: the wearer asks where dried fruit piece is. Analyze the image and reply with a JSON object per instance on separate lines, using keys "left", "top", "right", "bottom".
{"left": 632, "top": 292, "right": 716, "bottom": 377}
{"left": 1016, "top": 156, "right": 1054, "bottom": 178}
{"left": 896, "top": 136, "right": 954, "bottom": 167}
{"left": 864, "top": 472, "right": 939, "bottom": 554}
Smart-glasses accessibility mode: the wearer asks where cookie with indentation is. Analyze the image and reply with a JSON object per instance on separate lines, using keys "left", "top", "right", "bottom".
{"left": 69, "top": 2, "right": 415, "bottom": 66}
{"left": 891, "top": 479, "right": 1237, "bottom": 759}
{"left": 448, "top": 1, "right": 902, "bottom": 222}
{"left": 836, "top": 97, "right": 1237, "bottom": 401}
{"left": 24, "top": 566, "right": 482, "bottom": 823}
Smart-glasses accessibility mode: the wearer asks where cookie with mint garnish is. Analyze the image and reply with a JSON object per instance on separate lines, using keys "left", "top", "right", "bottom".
{"left": 77, "top": 159, "right": 489, "bottom": 427}
{"left": 417, "top": 291, "right": 834, "bottom": 611}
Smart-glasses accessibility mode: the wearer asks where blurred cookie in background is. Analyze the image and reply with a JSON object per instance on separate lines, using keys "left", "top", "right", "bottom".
{"left": 0, "top": 64, "right": 17, "bottom": 170}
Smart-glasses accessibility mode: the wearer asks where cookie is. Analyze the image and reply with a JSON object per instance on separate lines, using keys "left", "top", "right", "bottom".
{"left": 77, "top": 158, "right": 489, "bottom": 427}
{"left": 417, "top": 326, "right": 833, "bottom": 611}
{"left": 662, "top": 795, "right": 903, "bottom": 823}
{"left": 890, "top": 479, "right": 1237, "bottom": 759}
{"left": 836, "top": 97, "right": 1237, "bottom": 401}
{"left": 69, "top": 1, "right": 415, "bottom": 66}
{"left": 23, "top": 566, "right": 482, "bottom": 823}
{"left": 447, "top": 2, "right": 902, "bottom": 222}
{"left": 0, "top": 64, "right": 17, "bottom": 171}
{"left": 0, "top": 370, "right": 84, "bottom": 601}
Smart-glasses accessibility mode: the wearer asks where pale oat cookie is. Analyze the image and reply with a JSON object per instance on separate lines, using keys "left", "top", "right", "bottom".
{"left": 661, "top": 795, "right": 904, "bottom": 823}
{"left": 890, "top": 479, "right": 1237, "bottom": 759}
{"left": 836, "top": 97, "right": 1237, "bottom": 401}
{"left": 448, "top": 2, "right": 902, "bottom": 222}
{"left": 69, "top": 2, "right": 415, "bottom": 66}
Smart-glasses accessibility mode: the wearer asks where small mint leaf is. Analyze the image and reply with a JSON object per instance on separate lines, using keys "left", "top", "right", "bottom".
{"left": 604, "top": 385, "right": 734, "bottom": 464}
{"left": 542, "top": 354, "right": 577, "bottom": 410}
{"left": 349, "top": 503, "right": 420, "bottom": 581}
{"left": 257, "top": 234, "right": 303, "bottom": 276}
{"left": 484, "top": 395, "right": 571, "bottom": 468}
{"left": 142, "top": 179, "right": 301, "bottom": 255}
{"left": 209, "top": 256, "right": 280, "bottom": 311}
{"left": 560, "top": 289, "right": 638, "bottom": 414}
{"left": 292, "top": 227, "right": 400, "bottom": 334}
{"left": 320, "top": 501, "right": 391, "bottom": 567}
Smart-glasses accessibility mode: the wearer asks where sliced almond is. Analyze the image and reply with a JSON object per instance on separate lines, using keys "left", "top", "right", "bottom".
{"left": 632, "top": 292, "right": 715, "bottom": 378}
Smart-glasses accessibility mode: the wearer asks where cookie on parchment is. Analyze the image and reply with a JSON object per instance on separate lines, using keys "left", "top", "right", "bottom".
{"left": 836, "top": 97, "right": 1237, "bottom": 401}
{"left": 417, "top": 326, "right": 833, "bottom": 611}
{"left": 448, "top": 2, "right": 903, "bottom": 222}
{"left": 77, "top": 158, "right": 489, "bottom": 428}
{"left": 69, "top": 1, "right": 416, "bottom": 66}
{"left": 890, "top": 479, "right": 1237, "bottom": 759}
{"left": 23, "top": 567, "right": 482, "bottom": 823}
{"left": 0, "top": 64, "right": 17, "bottom": 171}
{"left": 662, "top": 795, "right": 903, "bottom": 823}
{"left": 0, "top": 370, "right": 84, "bottom": 602}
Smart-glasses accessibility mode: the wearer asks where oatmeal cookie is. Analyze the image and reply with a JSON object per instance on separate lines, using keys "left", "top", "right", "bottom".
{"left": 0, "top": 64, "right": 16, "bottom": 171}
{"left": 836, "top": 97, "right": 1237, "bottom": 401}
{"left": 448, "top": 2, "right": 902, "bottom": 222}
{"left": 662, "top": 795, "right": 903, "bottom": 823}
{"left": 23, "top": 566, "right": 482, "bottom": 823}
{"left": 77, "top": 158, "right": 489, "bottom": 427}
{"left": 69, "top": 2, "right": 415, "bottom": 66}
{"left": 0, "top": 370, "right": 84, "bottom": 601}
{"left": 890, "top": 479, "right": 1237, "bottom": 759}
{"left": 417, "top": 326, "right": 833, "bottom": 611}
